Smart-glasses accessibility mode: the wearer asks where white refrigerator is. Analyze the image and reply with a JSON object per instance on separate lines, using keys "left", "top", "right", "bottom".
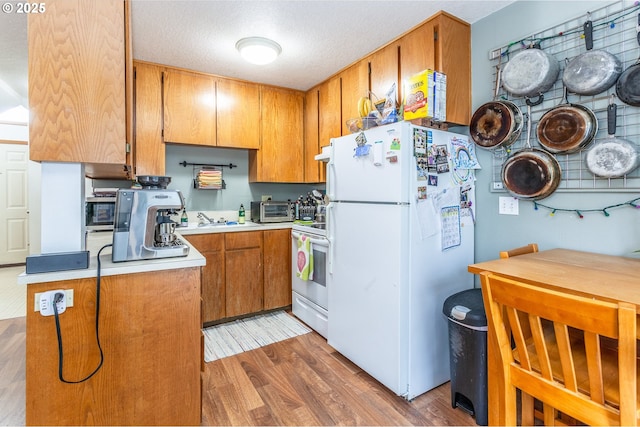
{"left": 326, "top": 122, "right": 476, "bottom": 400}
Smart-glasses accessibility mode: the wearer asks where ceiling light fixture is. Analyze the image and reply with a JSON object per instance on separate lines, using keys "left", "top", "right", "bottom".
{"left": 236, "top": 37, "right": 282, "bottom": 65}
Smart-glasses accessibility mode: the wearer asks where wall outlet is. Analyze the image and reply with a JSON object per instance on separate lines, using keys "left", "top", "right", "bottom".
{"left": 489, "top": 48, "right": 503, "bottom": 60}
{"left": 35, "top": 289, "right": 74, "bottom": 314}
{"left": 498, "top": 197, "right": 519, "bottom": 215}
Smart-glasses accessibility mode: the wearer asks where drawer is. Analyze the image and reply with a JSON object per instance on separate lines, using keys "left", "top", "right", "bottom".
{"left": 225, "top": 231, "right": 262, "bottom": 250}
{"left": 185, "top": 233, "right": 224, "bottom": 252}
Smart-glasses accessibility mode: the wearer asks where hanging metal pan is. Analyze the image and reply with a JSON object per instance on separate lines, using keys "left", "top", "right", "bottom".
{"left": 470, "top": 66, "right": 524, "bottom": 149}
{"left": 501, "top": 45, "right": 559, "bottom": 106}
{"left": 563, "top": 20, "right": 622, "bottom": 96}
{"left": 586, "top": 101, "right": 640, "bottom": 178}
{"left": 616, "top": 14, "right": 640, "bottom": 106}
{"left": 536, "top": 86, "right": 598, "bottom": 154}
{"left": 501, "top": 105, "right": 562, "bottom": 200}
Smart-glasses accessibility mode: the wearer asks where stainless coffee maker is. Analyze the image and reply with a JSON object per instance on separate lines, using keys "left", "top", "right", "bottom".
{"left": 112, "top": 188, "right": 189, "bottom": 262}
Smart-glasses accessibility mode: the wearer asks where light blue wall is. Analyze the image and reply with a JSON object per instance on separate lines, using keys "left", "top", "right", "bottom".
{"left": 471, "top": 0, "right": 639, "bottom": 262}
{"left": 164, "top": 144, "right": 323, "bottom": 211}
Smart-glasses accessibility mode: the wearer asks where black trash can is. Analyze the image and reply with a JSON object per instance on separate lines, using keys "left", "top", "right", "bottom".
{"left": 443, "top": 288, "right": 488, "bottom": 426}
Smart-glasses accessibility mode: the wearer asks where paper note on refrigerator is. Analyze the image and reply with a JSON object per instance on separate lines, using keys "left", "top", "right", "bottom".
{"left": 416, "top": 198, "right": 438, "bottom": 239}
{"left": 441, "top": 205, "right": 461, "bottom": 251}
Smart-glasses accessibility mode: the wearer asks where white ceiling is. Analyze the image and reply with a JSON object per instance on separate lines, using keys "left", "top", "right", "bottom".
{"left": 0, "top": 0, "right": 517, "bottom": 115}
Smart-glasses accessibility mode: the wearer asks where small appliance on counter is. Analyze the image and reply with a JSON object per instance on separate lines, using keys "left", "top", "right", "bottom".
{"left": 86, "top": 196, "right": 116, "bottom": 231}
{"left": 112, "top": 188, "right": 189, "bottom": 262}
{"left": 250, "top": 201, "right": 294, "bottom": 223}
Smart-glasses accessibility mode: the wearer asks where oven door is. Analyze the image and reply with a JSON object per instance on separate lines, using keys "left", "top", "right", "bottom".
{"left": 291, "top": 229, "right": 328, "bottom": 338}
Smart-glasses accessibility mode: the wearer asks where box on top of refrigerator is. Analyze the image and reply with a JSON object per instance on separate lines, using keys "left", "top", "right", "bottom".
{"left": 403, "top": 69, "right": 446, "bottom": 122}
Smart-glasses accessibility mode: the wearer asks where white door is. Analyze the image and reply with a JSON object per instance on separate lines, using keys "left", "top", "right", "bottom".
{"left": 0, "top": 143, "right": 29, "bottom": 265}
{"left": 329, "top": 123, "right": 410, "bottom": 203}
{"left": 327, "top": 201, "right": 410, "bottom": 396}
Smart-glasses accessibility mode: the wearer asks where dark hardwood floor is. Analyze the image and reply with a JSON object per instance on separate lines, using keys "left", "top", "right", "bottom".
{"left": 0, "top": 316, "right": 475, "bottom": 426}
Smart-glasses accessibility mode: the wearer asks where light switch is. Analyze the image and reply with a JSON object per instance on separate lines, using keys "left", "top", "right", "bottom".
{"left": 499, "top": 197, "right": 519, "bottom": 215}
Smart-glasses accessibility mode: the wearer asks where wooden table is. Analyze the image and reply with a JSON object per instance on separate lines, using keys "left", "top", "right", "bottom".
{"left": 468, "top": 248, "right": 640, "bottom": 425}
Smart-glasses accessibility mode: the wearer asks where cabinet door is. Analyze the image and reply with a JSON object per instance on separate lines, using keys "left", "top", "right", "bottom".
{"left": 249, "top": 86, "right": 304, "bottom": 183}
{"left": 318, "top": 76, "right": 342, "bottom": 146}
{"left": 134, "top": 62, "right": 165, "bottom": 176}
{"left": 163, "top": 69, "right": 216, "bottom": 146}
{"left": 226, "top": 247, "right": 263, "bottom": 318}
{"left": 368, "top": 43, "right": 400, "bottom": 113}
{"left": 340, "top": 61, "right": 369, "bottom": 135}
{"left": 263, "top": 229, "right": 292, "bottom": 310}
{"left": 28, "top": 0, "right": 126, "bottom": 164}
{"left": 398, "top": 12, "right": 470, "bottom": 125}
{"left": 186, "top": 234, "right": 226, "bottom": 324}
{"left": 303, "top": 87, "right": 324, "bottom": 183}
{"left": 217, "top": 78, "right": 260, "bottom": 149}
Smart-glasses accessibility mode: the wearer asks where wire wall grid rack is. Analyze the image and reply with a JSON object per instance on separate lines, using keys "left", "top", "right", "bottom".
{"left": 179, "top": 161, "right": 237, "bottom": 190}
{"left": 486, "top": 0, "right": 640, "bottom": 192}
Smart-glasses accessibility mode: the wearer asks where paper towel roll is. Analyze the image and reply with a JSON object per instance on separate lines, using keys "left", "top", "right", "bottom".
{"left": 373, "top": 141, "right": 383, "bottom": 165}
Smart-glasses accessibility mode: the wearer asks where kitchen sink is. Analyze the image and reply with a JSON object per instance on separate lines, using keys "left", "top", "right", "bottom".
{"left": 183, "top": 221, "right": 259, "bottom": 230}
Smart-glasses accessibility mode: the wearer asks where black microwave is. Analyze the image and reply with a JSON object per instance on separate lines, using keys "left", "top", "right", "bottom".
{"left": 85, "top": 197, "right": 116, "bottom": 230}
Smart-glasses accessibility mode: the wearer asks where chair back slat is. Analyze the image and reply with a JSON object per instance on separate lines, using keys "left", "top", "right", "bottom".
{"left": 480, "top": 271, "right": 638, "bottom": 426}
{"left": 553, "top": 323, "right": 578, "bottom": 392}
{"left": 499, "top": 243, "right": 539, "bottom": 259}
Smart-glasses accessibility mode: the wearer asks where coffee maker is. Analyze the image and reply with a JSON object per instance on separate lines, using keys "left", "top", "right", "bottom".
{"left": 112, "top": 188, "right": 189, "bottom": 262}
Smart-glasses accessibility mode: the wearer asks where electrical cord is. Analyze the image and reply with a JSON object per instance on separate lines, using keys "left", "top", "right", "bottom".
{"left": 53, "top": 243, "right": 111, "bottom": 383}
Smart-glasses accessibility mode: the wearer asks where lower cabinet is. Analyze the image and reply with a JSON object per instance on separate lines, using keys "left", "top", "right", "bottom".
{"left": 25, "top": 268, "right": 202, "bottom": 425}
{"left": 225, "top": 232, "right": 263, "bottom": 317}
{"left": 186, "top": 228, "right": 292, "bottom": 325}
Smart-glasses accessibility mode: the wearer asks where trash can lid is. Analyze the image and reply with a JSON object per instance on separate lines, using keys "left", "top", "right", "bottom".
{"left": 442, "top": 288, "right": 487, "bottom": 327}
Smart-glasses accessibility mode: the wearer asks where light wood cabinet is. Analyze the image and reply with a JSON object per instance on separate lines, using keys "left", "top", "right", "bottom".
{"left": 249, "top": 86, "right": 304, "bottom": 183}
{"left": 303, "top": 87, "right": 324, "bottom": 183}
{"left": 163, "top": 68, "right": 216, "bottom": 146}
{"left": 217, "top": 78, "right": 261, "bottom": 149}
{"left": 26, "top": 268, "right": 202, "bottom": 425}
{"left": 263, "top": 229, "right": 292, "bottom": 310}
{"left": 186, "top": 229, "right": 292, "bottom": 324}
{"left": 185, "top": 233, "right": 226, "bottom": 323}
{"left": 318, "top": 76, "right": 342, "bottom": 148}
{"left": 398, "top": 11, "right": 471, "bottom": 125}
{"left": 28, "top": 0, "right": 128, "bottom": 166}
{"left": 340, "top": 61, "right": 369, "bottom": 135}
{"left": 133, "top": 61, "right": 165, "bottom": 176}
{"left": 367, "top": 42, "right": 400, "bottom": 114}
{"left": 225, "top": 232, "right": 263, "bottom": 317}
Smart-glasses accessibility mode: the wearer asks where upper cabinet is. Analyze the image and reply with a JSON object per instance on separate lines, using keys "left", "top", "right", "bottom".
{"left": 249, "top": 86, "right": 304, "bottom": 183}
{"left": 339, "top": 61, "right": 368, "bottom": 136}
{"left": 133, "top": 61, "right": 165, "bottom": 176}
{"left": 398, "top": 11, "right": 471, "bottom": 125}
{"left": 29, "top": 0, "right": 129, "bottom": 166}
{"left": 217, "top": 78, "right": 260, "bottom": 149}
{"left": 303, "top": 87, "right": 324, "bottom": 183}
{"left": 367, "top": 42, "right": 400, "bottom": 113}
{"left": 162, "top": 68, "right": 216, "bottom": 146}
{"left": 318, "top": 76, "right": 342, "bottom": 149}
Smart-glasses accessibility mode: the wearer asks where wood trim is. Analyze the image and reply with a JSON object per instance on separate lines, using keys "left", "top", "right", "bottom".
{"left": 0, "top": 139, "right": 27, "bottom": 145}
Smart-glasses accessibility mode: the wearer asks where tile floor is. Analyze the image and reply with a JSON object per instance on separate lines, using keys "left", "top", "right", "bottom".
{"left": 0, "top": 266, "right": 26, "bottom": 320}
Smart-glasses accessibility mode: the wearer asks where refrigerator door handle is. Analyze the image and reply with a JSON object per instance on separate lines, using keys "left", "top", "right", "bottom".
{"left": 327, "top": 143, "right": 336, "bottom": 201}
{"left": 326, "top": 202, "right": 334, "bottom": 275}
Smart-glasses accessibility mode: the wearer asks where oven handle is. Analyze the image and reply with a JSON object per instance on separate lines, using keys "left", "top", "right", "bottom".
{"left": 291, "top": 231, "right": 329, "bottom": 247}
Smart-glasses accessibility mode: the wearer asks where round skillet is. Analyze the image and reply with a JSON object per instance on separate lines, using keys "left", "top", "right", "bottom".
{"left": 536, "top": 86, "right": 598, "bottom": 154}
{"left": 501, "top": 105, "right": 562, "bottom": 200}
{"left": 586, "top": 101, "right": 640, "bottom": 178}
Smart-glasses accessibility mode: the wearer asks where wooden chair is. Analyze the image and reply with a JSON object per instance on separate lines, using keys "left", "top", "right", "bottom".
{"left": 480, "top": 271, "right": 638, "bottom": 426}
{"left": 499, "top": 243, "right": 539, "bottom": 259}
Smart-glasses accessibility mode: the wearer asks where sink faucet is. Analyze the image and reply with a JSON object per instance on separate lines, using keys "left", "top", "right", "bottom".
{"left": 197, "top": 212, "right": 214, "bottom": 223}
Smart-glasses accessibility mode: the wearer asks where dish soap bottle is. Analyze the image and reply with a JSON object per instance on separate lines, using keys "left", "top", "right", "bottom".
{"left": 238, "top": 204, "right": 245, "bottom": 224}
{"left": 180, "top": 209, "right": 188, "bottom": 227}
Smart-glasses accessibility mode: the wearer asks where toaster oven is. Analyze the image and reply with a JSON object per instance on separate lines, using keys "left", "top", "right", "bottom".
{"left": 250, "top": 201, "right": 294, "bottom": 223}
{"left": 85, "top": 196, "right": 116, "bottom": 231}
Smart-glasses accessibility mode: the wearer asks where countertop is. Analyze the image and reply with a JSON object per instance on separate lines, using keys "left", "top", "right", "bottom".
{"left": 18, "top": 221, "right": 294, "bottom": 285}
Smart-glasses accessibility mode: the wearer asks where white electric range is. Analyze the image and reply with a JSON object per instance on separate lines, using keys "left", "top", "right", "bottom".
{"left": 291, "top": 222, "right": 328, "bottom": 338}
